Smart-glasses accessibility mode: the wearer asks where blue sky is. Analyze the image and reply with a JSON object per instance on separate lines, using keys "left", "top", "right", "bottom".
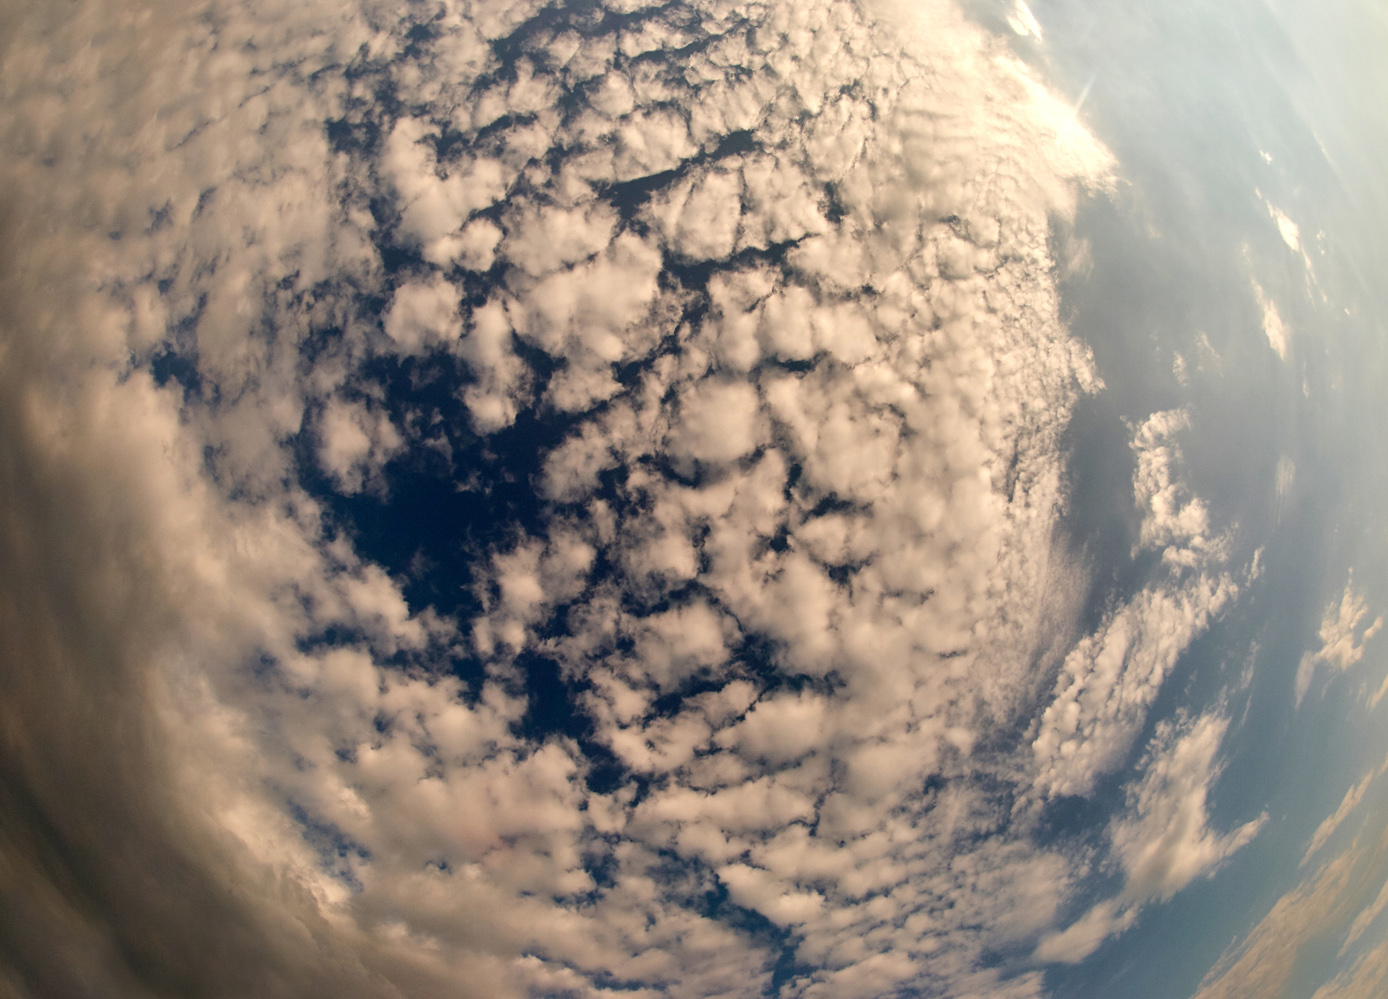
{"left": 1002, "top": 1, "right": 1388, "bottom": 994}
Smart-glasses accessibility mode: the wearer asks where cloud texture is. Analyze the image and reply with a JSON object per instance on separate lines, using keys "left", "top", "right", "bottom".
{"left": 0, "top": 0, "right": 1266, "bottom": 996}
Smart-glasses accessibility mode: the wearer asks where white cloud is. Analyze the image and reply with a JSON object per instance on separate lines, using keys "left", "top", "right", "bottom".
{"left": 509, "top": 232, "right": 664, "bottom": 368}
{"left": 1035, "top": 900, "right": 1135, "bottom": 964}
{"left": 1129, "top": 409, "right": 1222, "bottom": 566}
{"left": 1038, "top": 713, "right": 1265, "bottom": 963}
{"left": 1272, "top": 206, "right": 1302, "bottom": 252}
{"left": 457, "top": 298, "right": 527, "bottom": 433}
{"left": 719, "top": 863, "right": 826, "bottom": 926}
{"left": 0, "top": 0, "right": 1272, "bottom": 996}
{"left": 502, "top": 201, "right": 617, "bottom": 278}
{"left": 454, "top": 217, "right": 505, "bottom": 272}
{"left": 666, "top": 378, "right": 765, "bottom": 469}
{"left": 384, "top": 275, "right": 462, "bottom": 353}
{"left": 386, "top": 117, "right": 512, "bottom": 265}
{"left": 1297, "top": 573, "right": 1384, "bottom": 705}
{"left": 647, "top": 167, "right": 744, "bottom": 261}
{"left": 1007, "top": 1, "right": 1044, "bottom": 41}
{"left": 317, "top": 396, "right": 403, "bottom": 493}
{"left": 1111, "top": 716, "right": 1265, "bottom": 901}
{"left": 1257, "top": 192, "right": 1321, "bottom": 284}
{"left": 1191, "top": 804, "right": 1388, "bottom": 999}
{"left": 1032, "top": 412, "right": 1242, "bottom": 799}
{"left": 1303, "top": 749, "right": 1388, "bottom": 866}
{"left": 1252, "top": 279, "right": 1289, "bottom": 360}
{"left": 717, "top": 690, "right": 829, "bottom": 764}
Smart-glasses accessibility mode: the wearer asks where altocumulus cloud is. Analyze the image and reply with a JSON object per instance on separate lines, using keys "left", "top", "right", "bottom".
{"left": 0, "top": 0, "right": 1265, "bottom": 997}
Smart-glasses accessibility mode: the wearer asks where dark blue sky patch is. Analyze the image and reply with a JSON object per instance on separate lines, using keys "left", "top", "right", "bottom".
{"left": 293, "top": 330, "right": 582, "bottom": 634}
{"left": 725, "top": 629, "right": 840, "bottom": 698}
{"left": 766, "top": 937, "right": 815, "bottom": 999}
{"left": 695, "top": 875, "right": 782, "bottom": 943}
{"left": 579, "top": 843, "right": 618, "bottom": 892}
{"left": 1032, "top": 786, "right": 1122, "bottom": 858}
{"left": 663, "top": 239, "right": 808, "bottom": 293}
{"left": 515, "top": 653, "right": 588, "bottom": 742}
{"left": 1053, "top": 392, "right": 1143, "bottom": 636}
{"left": 283, "top": 797, "right": 371, "bottom": 892}
{"left": 596, "top": 128, "right": 764, "bottom": 224}
{"left": 149, "top": 346, "right": 205, "bottom": 401}
{"left": 509, "top": 652, "right": 634, "bottom": 794}
{"left": 325, "top": 115, "right": 381, "bottom": 157}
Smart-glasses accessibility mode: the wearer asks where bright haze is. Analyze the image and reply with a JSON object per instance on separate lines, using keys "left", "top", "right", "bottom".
{"left": 2, "top": 0, "right": 1386, "bottom": 997}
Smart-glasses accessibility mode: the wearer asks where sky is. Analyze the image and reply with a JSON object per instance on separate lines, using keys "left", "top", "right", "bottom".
{"left": 0, "top": 1, "right": 1385, "bottom": 998}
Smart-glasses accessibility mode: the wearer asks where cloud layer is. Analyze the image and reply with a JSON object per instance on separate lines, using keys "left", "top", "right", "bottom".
{"left": 0, "top": 0, "right": 1269, "bottom": 997}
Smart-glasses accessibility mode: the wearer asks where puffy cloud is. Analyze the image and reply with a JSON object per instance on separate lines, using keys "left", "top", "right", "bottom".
{"left": 666, "top": 379, "right": 766, "bottom": 470}
{"left": 509, "top": 231, "right": 664, "bottom": 371}
{"left": 1129, "top": 409, "right": 1222, "bottom": 566}
{"left": 0, "top": 0, "right": 1269, "bottom": 996}
{"left": 457, "top": 298, "right": 527, "bottom": 433}
{"left": 1032, "top": 412, "right": 1242, "bottom": 799}
{"left": 501, "top": 201, "right": 617, "bottom": 278}
{"left": 384, "top": 275, "right": 462, "bottom": 353}
{"left": 1037, "top": 713, "right": 1265, "bottom": 963}
{"left": 718, "top": 690, "right": 830, "bottom": 764}
{"left": 317, "top": 396, "right": 403, "bottom": 493}
{"left": 720, "top": 863, "right": 826, "bottom": 926}
{"left": 1111, "top": 714, "right": 1265, "bottom": 904}
{"left": 1297, "top": 573, "right": 1384, "bottom": 705}
{"left": 383, "top": 100, "right": 517, "bottom": 257}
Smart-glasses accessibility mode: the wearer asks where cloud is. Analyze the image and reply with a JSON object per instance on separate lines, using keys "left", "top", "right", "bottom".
{"left": 666, "top": 379, "right": 767, "bottom": 470}
{"left": 716, "top": 690, "right": 830, "bottom": 765}
{"left": 1032, "top": 411, "right": 1242, "bottom": 800}
{"left": 1311, "top": 938, "right": 1388, "bottom": 999}
{"left": 0, "top": 0, "right": 1271, "bottom": 996}
{"left": 1253, "top": 279, "right": 1290, "bottom": 361}
{"left": 1343, "top": 874, "right": 1388, "bottom": 951}
{"left": 1257, "top": 191, "right": 1321, "bottom": 284}
{"left": 1190, "top": 802, "right": 1388, "bottom": 999}
{"left": 1129, "top": 409, "right": 1222, "bottom": 566}
{"left": 1271, "top": 205, "right": 1302, "bottom": 253}
{"left": 385, "top": 116, "right": 512, "bottom": 267}
{"left": 1277, "top": 455, "right": 1296, "bottom": 502}
{"left": 718, "top": 863, "right": 826, "bottom": 927}
{"left": 383, "top": 276, "right": 463, "bottom": 354}
{"left": 1296, "top": 573, "right": 1384, "bottom": 705}
{"left": 317, "top": 396, "right": 404, "bottom": 493}
{"left": 1037, "top": 712, "right": 1265, "bottom": 963}
{"left": 647, "top": 167, "right": 744, "bottom": 262}
{"left": 1303, "top": 749, "right": 1388, "bottom": 866}
{"left": 1034, "top": 901, "right": 1136, "bottom": 965}
{"left": 1110, "top": 714, "right": 1265, "bottom": 904}
{"left": 1007, "top": 0, "right": 1045, "bottom": 41}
